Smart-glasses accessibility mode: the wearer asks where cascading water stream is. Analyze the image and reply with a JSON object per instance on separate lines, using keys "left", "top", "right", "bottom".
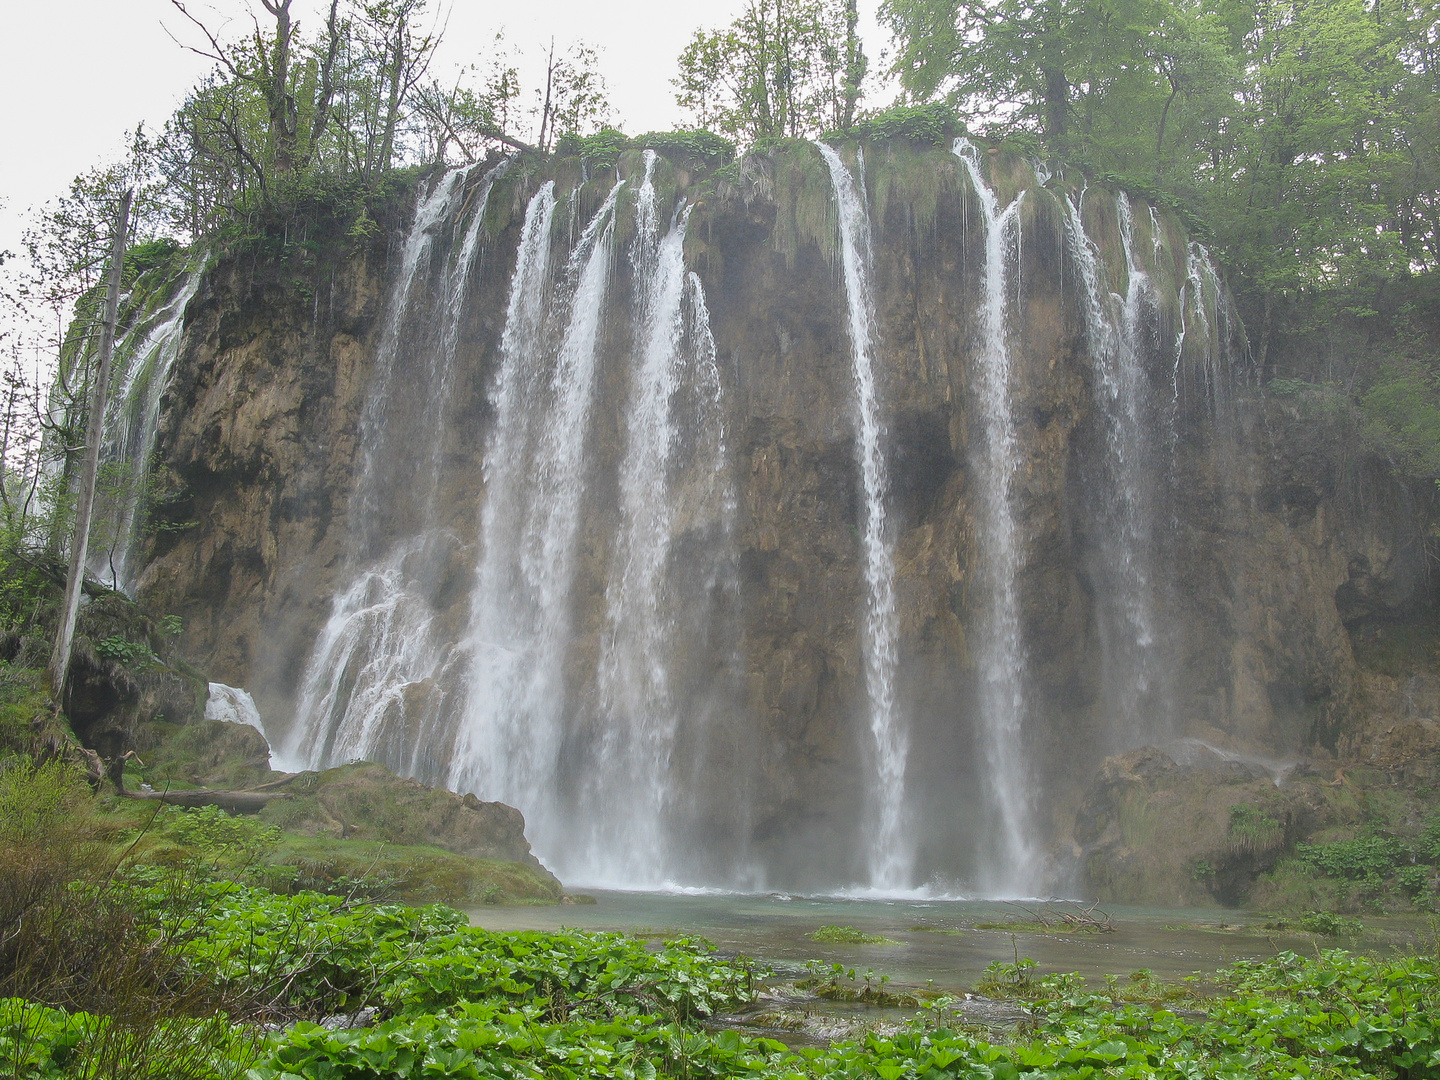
{"left": 582, "top": 152, "right": 696, "bottom": 885}
{"left": 279, "top": 167, "right": 495, "bottom": 774}
{"left": 1062, "top": 189, "right": 1174, "bottom": 746}
{"left": 951, "top": 138, "right": 1038, "bottom": 896}
{"left": 348, "top": 169, "right": 466, "bottom": 556}
{"left": 89, "top": 264, "right": 204, "bottom": 592}
{"left": 815, "top": 142, "right": 909, "bottom": 891}
{"left": 447, "top": 181, "right": 625, "bottom": 867}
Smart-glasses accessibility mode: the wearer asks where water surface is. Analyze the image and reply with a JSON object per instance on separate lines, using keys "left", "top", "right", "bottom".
{"left": 471, "top": 889, "right": 1421, "bottom": 991}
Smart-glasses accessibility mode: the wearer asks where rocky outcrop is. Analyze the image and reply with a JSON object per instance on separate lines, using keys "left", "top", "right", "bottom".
{"left": 259, "top": 761, "right": 554, "bottom": 877}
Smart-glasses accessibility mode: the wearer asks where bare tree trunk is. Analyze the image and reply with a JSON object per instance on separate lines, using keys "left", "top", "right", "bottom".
{"left": 538, "top": 38, "right": 556, "bottom": 152}
{"left": 303, "top": 0, "right": 342, "bottom": 167}
{"left": 48, "top": 190, "right": 132, "bottom": 700}
{"left": 378, "top": 16, "right": 406, "bottom": 173}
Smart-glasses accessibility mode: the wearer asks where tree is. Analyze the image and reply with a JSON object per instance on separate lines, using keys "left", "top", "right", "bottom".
{"left": 675, "top": 0, "right": 869, "bottom": 141}
{"left": 47, "top": 191, "right": 130, "bottom": 699}
{"left": 168, "top": 0, "right": 343, "bottom": 183}
{"left": 532, "top": 40, "right": 612, "bottom": 152}
{"left": 881, "top": 0, "right": 1176, "bottom": 149}
{"left": 411, "top": 41, "right": 526, "bottom": 162}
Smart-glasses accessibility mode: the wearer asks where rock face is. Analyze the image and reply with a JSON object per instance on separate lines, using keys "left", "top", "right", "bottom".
{"left": 121, "top": 139, "right": 1436, "bottom": 893}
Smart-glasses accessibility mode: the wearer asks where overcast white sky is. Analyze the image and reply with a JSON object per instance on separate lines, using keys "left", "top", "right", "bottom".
{"left": 0, "top": 0, "right": 889, "bottom": 267}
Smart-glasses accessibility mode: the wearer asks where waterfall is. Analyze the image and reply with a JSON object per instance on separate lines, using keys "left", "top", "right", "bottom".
{"left": 1063, "top": 188, "right": 1175, "bottom": 748}
{"left": 446, "top": 180, "right": 625, "bottom": 867}
{"left": 952, "top": 138, "right": 1039, "bottom": 896}
{"left": 205, "top": 682, "right": 268, "bottom": 738}
{"left": 88, "top": 263, "right": 204, "bottom": 592}
{"left": 1179, "top": 242, "right": 1233, "bottom": 417}
{"left": 581, "top": 152, "right": 695, "bottom": 884}
{"left": 281, "top": 166, "right": 499, "bottom": 774}
{"left": 815, "top": 142, "right": 909, "bottom": 891}
{"left": 347, "top": 168, "right": 466, "bottom": 556}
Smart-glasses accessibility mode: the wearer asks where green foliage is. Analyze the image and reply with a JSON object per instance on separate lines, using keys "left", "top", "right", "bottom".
{"left": 976, "top": 954, "right": 1040, "bottom": 997}
{"left": 0, "top": 759, "right": 90, "bottom": 846}
{"left": 122, "top": 239, "right": 183, "bottom": 283}
{"left": 93, "top": 635, "right": 152, "bottom": 668}
{"left": 8, "top": 878, "right": 1440, "bottom": 1080}
{"left": 1359, "top": 365, "right": 1440, "bottom": 478}
{"left": 1262, "top": 911, "right": 1365, "bottom": 937}
{"left": 168, "top": 807, "right": 281, "bottom": 863}
{"left": 635, "top": 130, "right": 736, "bottom": 161}
{"left": 554, "top": 128, "right": 631, "bottom": 171}
{"left": 879, "top": 0, "right": 1440, "bottom": 328}
{"left": 1296, "top": 833, "right": 1419, "bottom": 886}
{"left": 843, "top": 102, "right": 959, "bottom": 146}
{"left": 1228, "top": 803, "right": 1285, "bottom": 853}
{"left": 808, "top": 925, "right": 896, "bottom": 944}
{"left": 148, "top": 883, "right": 758, "bottom": 1023}
{"left": 675, "top": 0, "right": 869, "bottom": 141}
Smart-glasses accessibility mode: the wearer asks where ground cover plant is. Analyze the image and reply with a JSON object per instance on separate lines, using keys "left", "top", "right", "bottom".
{"left": 6, "top": 837, "right": 1440, "bottom": 1080}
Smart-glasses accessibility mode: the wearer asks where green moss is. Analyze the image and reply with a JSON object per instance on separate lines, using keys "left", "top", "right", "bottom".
{"left": 555, "top": 127, "right": 631, "bottom": 171}
{"left": 758, "top": 143, "right": 843, "bottom": 267}
{"left": 1228, "top": 804, "right": 1285, "bottom": 853}
{"left": 808, "top": 925, "right": 899, "bottom": 945}
{"left": 870, "top": 141, "right": 960, "bottom": 241}
{"left": 265, "top": 836, "right": 562, "bottom": 905}
{"left": 1351, "top": 620, "right": 1440, "bottom": 676}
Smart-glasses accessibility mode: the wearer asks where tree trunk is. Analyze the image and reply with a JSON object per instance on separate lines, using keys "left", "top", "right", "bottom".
{"left": 303, "top": 0, "right": 342, "bottom": 168}
{"left": 840, "top": 0, "right": 865, "bottom": 130}
{"left": 378, "top": 17, "right": 406, "bottom": 172}
{"left": 261, "top": 0, "right": 297, "bottom": 176}
{"left": 538, "top": 38, "right": 556, "bottom": 152}
{"left": 48, "top": 190, "right": 132, "bottom": 700}
{"left": 1042, "top": 65, "right": 1069, "bottom": 146}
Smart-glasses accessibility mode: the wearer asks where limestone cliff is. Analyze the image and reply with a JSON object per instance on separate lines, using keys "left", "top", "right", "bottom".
{"left": 115, "top": 139, "right": 1436, "bottom": 894}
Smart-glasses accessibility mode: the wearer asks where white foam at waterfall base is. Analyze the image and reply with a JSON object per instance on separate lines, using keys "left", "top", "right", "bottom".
{"left": 951, "top": 138, "right": 1040, "bottom": 897}
{"left": 815, "top": 142, "right": 910, "bottom": 892}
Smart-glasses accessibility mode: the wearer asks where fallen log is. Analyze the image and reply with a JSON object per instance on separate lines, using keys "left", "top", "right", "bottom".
{"left": 122, "top": 788, "right": 287, "bottom": 815}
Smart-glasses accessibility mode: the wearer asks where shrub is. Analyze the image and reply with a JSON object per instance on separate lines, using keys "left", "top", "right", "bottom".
{"left": 843, "top": 102, "right": 960, "bottom": 146}
{"left": 636, "top": 129, "right": 735, "bottom": 160}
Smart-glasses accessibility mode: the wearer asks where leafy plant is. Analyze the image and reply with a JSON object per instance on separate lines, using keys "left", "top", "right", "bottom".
{"left": 168, "top": 806, "right": 281, "bottom": 863}
{"left": 93, "top": 635, "right": 152, "bottom": 668}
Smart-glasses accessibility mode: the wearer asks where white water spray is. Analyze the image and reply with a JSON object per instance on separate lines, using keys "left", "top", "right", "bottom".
{"left": 815, "top": 142, "right": 909, "bottom": 891}
{"left": 283, "top": 168, "right": 492, "bottom": 773}
{"left": 447, "top": 181, "right": 625, "bottom": 863}
{"left": 1063, "top": 189, "right": 1174, "bottom": 745}
{"left": 952, "top": 138, "right": 1038, "bottom": 896}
